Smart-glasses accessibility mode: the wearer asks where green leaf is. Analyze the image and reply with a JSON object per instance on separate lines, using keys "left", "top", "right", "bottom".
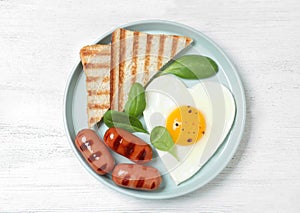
{"left": 124, "top": 83, "right": 146, "bottom": 118}
{"left": 160, "top": 55, "right": 218, "bottom": 79}
{"left": 103, "top": 110, "right": 148, "bottom": 134}
{"left": 150, "top": 126, "right": 179, "bottom": 161}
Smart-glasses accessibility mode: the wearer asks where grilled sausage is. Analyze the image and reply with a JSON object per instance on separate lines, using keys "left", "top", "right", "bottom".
{"left": 75, "top": 129, "right": 115, "bottom": 175}
{"left": 103, "top": 127, "right": 152, "bottom": 164}
{"left": 112, "top": 164, "right": 162, "bottom": 191}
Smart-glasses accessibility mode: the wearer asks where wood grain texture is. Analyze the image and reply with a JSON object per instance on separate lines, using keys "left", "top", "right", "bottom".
{"left": 0, "top": 0, "right": 300, "bottom": 212}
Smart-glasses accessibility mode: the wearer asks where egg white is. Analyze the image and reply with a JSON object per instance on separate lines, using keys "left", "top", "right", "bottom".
{"left": 143, "top": 75, "right": 236, "bottom": 185}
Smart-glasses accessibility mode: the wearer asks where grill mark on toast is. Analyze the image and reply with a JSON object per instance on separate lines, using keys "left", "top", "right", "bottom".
{"left": 102, "top": 75, "right": 110, "bottom": 83}
{"left": 89, "top": 117, "right": 102, "bottom": 125}
{"left": 86, "top": 76, "right": 100, "bottom": 82}
{"left": 110, "top": 30, "right": 119, "bottom": 110}
{"left": 80, "top": 46, "right": 110, "bottom": 56}
{"left": 83, "top": 63, "right": 110, "bottom": 69}
{"left": 87, "top": 90, "right": 110, "bottom": 96}
{"left": 185, "top": 37, "right": 192, "bottom": 46}
{"left": 118, "top": 29, "right": 126, "bottom": 111}
{"left": 131, "top": 31, "right": 139, "bottom": 84}
{"left": 81, "top": 50, "right": 110, "bottom": 56}
{"left": 171, "top": 35, "right": 179, "bottom": 58}
{"left": 144, "top": 34, "right": 153, "bottom": 84}
{"left": 88, "top": 103, "right": 110, "bottom": 109}
{"left": 157, "top": 35, "right": 166, "bottom": 70}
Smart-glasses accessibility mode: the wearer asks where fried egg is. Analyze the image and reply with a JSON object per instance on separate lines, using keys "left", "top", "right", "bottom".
{"left": 165, "top": 105, "right": 206, "bottom": 146}
{"left": 143, "top": 75, "right": 236, "bottom": 185}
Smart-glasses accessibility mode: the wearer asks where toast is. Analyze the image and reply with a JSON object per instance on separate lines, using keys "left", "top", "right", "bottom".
{"left": 110, "top": 28, "right": 193, "bottom": 111}
{"left": 80, "top": 29, "right": 193, "bottom": 127}
{"left": 80, "top": 44, "right": 111, "bottom": 127}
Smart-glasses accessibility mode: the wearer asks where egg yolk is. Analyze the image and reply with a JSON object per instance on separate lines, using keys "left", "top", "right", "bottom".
{"left": 166, "top": 106, "right": 206, "bottom": 146}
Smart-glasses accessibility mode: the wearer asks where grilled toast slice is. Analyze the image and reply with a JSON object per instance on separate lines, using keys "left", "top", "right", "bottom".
{"left": 80, "top": 44, "right": 111, "bottom": 127}
{"left": 110, "top": 28, "right": 193, "bottom": 111}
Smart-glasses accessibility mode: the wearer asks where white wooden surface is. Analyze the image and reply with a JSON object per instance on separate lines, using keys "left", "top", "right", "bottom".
{"left": 1, "top": 0, "right": 299, "bottom": 212}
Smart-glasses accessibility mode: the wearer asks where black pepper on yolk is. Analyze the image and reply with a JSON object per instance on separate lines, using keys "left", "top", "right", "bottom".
{"left": 165, "top": 106, "right": 206, "bottom": 146}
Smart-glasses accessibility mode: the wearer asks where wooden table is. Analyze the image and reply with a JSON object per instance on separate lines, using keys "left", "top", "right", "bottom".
{"left": 1, "top": 0, "right": 299, "bottom": 212}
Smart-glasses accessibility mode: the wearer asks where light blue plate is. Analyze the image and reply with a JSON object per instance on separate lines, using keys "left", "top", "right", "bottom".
{"left": 63, "top": 20, "right": 246, "bottom": 199}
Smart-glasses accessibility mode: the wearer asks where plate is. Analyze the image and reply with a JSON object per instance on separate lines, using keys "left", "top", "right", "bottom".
{"left": 63, "top": 20, "right": 246, "bottom": 199}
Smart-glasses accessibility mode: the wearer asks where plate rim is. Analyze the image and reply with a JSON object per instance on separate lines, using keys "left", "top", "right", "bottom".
{"left": 63, "top": 19, "right": 246, "bottom": 199}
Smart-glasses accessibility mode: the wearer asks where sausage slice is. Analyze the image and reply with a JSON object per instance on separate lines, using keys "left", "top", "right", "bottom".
{"left": 112, "top": 164, "right": 162, "bottom": 191}
{"left": 104, "top": 127, "right": 152, "bottom": 164}
{"left": 75, "top": 129, "right": 115, "bottom": 175}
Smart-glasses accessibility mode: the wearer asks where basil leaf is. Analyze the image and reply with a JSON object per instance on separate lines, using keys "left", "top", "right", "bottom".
{"left": 150, "top": 126, "right": 179, "bottom": 161}
{"left": 124, "top": 83, "right": 146, "bottom": 118}
{"left": 161, "top": 55, "right": 218, "bottom": 79}
{"left": 103, "top": 110, "right": 148, "bottom": 134}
